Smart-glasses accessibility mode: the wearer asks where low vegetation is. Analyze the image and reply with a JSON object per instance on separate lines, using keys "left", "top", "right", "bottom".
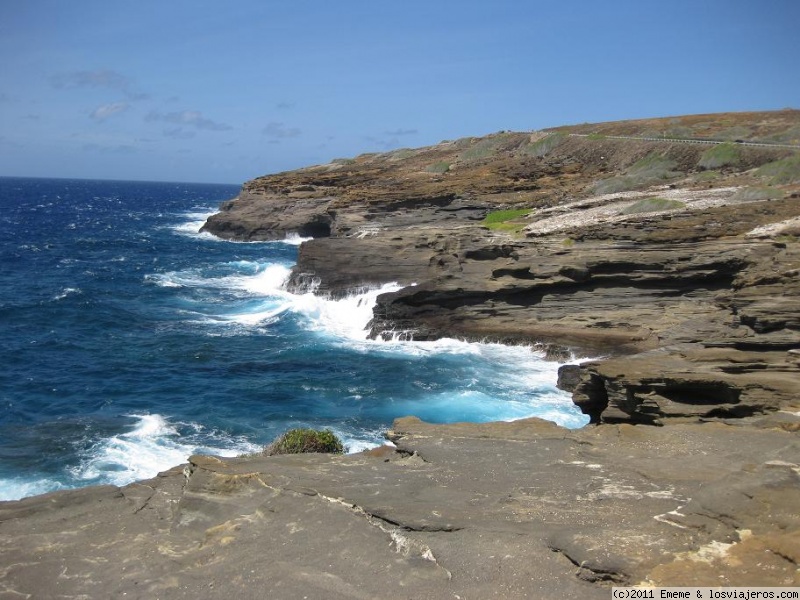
{"left": 426, "top": 161, "right": 451, "bottom": 174}
{"left": 264, "top": 428, "right": 345, "bottom": 456}
{"left": 756, "top": 154, "right": 800, "bottom": 185}
{"left": 698, "top": 142, "right": 741, "bottom": 169}
{"left": 592, "top": 153, "right": 682, "bottom": 194}
{"left": 523, "top": 133, "right": 565, "bottom": 157}
{"left": 620, "top": 197, "right": 686, "bottom": 215}
{"left": 730, "top": 187, "right": 784, "bottom": 202}
{"left": 482, "top": 208, "right": 531, "bottom": 233}
{"left": 459, "top": 133, "right": 515, "bottom": 162}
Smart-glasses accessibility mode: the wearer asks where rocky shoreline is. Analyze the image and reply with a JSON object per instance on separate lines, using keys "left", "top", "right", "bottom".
{"left": 2, "top": 111, "right": 799, "bottom": 597}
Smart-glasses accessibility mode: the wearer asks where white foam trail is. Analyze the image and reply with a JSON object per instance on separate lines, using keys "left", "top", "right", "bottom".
{"left": 69, "top": 414, "right": 259, "bottom": 487}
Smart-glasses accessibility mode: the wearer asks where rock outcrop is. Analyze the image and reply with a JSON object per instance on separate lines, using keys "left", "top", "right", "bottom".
{"left": 1, "top": 417, "right": 798, "bottom": 597}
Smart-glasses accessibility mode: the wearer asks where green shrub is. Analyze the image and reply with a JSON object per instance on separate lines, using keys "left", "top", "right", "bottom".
{"left": 264, "top": 428, "right": 345, "bottom": 456}
{"left": 756, "top": 154, "right": 800, "bottom": 185}
{"left": 757, "top": 124, "right": 800, "bottom": 145}
{"left": 523, "top": 133, "right": 565, "bottom": 157}
{"left": 426, "top": 161, "right": 451, "bottom": 174}
{"left": 388, "top": 148, "right": 416, "bottom": 160}
{"left": 693, "top": 170, "right": 721, "bottom": 182}
{"left": 711, "top": 126, "right": 752, "bottom": 141}
{"left": 459, "top": 134, "right": 514, "bottom": 161}
{"left": 730, "top": 187, "right": 783, "bottom": 202}
{"left": 620, "top": 197, "right": 686, "bottom": 215}
{"left": 698, "top": 142, "right": 740, "bottom": 169}
{"left": 592, "top": 153, "right": 681, "bottom": 194}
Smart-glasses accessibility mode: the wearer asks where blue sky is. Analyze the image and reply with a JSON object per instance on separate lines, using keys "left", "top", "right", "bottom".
{"left": 1, "top": 1, "right": 798, "bottom": 184}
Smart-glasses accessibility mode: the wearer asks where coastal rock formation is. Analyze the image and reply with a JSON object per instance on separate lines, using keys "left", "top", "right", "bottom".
{"left": 3, "top": 110, "right": 799, "bottom": 595}
{"left": 203, "top": 110, "right": 800, "bottom": 426}
{"left": 1, "top": 417, "right": 798, "bottom": 597}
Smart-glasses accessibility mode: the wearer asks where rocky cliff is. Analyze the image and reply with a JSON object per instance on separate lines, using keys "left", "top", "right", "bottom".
{"left": 203, "top": 110, "right": 800, "bottom": 427}
{"left": 2, "top": 110, "right": 799, "bottom": 597}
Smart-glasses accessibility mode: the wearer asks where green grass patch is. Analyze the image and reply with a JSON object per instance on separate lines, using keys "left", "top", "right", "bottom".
{"left": 757, "top": 125, "right": 800, "bottom": 145}
{"left": 586, "top": 133, "right": 607, "bottom": 140}
{"left": 620, "top": 197, "right": 686, "bottom": 215}
{"left": 698, "top": 142, "right": 741, "bottom": 169}
{"left": 523, "top": 133, "right": 565, "bottom": 157}
{"left": 331, "top": 157, "right": 356, "bottom": 165}
{"left": 459, "top": 134, "right": 515, "bottom": 161}
{"left": 387, "top": 148, "right": 416, "bottom": 160}
{"left": 592, "top": 153, "right": 681, "bottom": 194}
{"left": 730, "top": 187, "right": 784, "bottom": 202}
{"left": 693, "top": 170, "right": 721, "bottom": 182}
{"left": 482, "top": 208, "right": 531, "bottom": 233}
{"left": 425, "top": 161, "right": 451, "bottom": 174}
{"left": 711, "top": 125, "right": 752, "bottom": 142}
{"left": 264, "top": 428, "right": 345, "bottom": 456}
{"left": 756, "top": 154, "right": 800, "bottom": 185}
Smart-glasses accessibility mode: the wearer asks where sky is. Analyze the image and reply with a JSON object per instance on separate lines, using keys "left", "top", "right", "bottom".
{"left": 1, "top": 1, "right": 799, "bottom": 185}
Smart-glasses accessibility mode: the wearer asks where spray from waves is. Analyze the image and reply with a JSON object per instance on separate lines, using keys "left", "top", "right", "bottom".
{"left": 0, "top": 478, "right": 68, "bottom": 502}
{"left": 171, "top": 208, "right": 313, "bottom": 246}
{"left": 69, "top": 414, "right": 260, "bottom": 487}
{"left": 145, "top": 250, "right": 588, "bottom": 455}
{"left": 171, "top": 207, "right": 219, "bottom": 239}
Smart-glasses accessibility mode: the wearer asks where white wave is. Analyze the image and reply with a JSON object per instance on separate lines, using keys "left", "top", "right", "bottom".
{"left": 0, "top": 478, "right": 68, "bottom": 502}
{"left": 281, "top": 233, "right": 313, "bottom": 245}
{"left": 69, "top": 414, "right": 259, "bottom": 487}
{"left": 171, "top": 208, "right": 217, "bottom": 239}
{"left": 289, "top": 282, "right": 403, "bottom": 341}
{"left": 53, "top": 287, "right": 81, "bottom": 301}
{"left": 147, "top": 257, "right": 586, "bottom": 429}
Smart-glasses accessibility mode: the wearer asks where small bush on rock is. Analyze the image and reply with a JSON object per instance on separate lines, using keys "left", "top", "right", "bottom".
{"left": 620, "top": 197, "right": 685, "bottom": 215}
{"left": 264, "top": 428, "right": 345, "bottom": 456}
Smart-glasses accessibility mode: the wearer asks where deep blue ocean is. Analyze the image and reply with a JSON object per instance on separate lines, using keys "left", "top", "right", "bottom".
{"left": 0, "top": 177, "right": 587, "bottom": 501}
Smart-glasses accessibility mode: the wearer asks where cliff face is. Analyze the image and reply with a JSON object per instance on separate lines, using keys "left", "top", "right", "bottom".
{"left": 202, "top": 110, "right": 800, "bottom": 427}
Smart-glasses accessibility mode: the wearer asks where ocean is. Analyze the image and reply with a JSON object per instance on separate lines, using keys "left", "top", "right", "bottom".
{"left": 0, "top": 177, "right": 587, "bottom": 501}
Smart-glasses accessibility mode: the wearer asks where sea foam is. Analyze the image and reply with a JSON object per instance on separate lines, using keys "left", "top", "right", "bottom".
{"left": 69, "top": 414, "right": 259, "bottom": 487}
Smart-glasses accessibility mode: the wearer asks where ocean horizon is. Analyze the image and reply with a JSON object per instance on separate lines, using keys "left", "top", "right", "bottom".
{"left": 0, "top": 176, "right": 587, "bottom": 501}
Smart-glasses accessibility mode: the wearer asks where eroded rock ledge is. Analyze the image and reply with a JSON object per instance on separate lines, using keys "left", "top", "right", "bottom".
{"left": 1, "top": 417, "right": 798, "bottom": 598}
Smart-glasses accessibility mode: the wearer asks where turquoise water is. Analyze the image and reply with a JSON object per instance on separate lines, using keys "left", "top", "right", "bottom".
{"left": 0, "top": 177, "right": 587, "bottom": 501}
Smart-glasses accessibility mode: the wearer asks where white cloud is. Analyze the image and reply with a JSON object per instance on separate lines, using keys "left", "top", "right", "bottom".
{"left": 90, "top": 102, "right": 129, "bottom": 121}
{"left": 51, "top": 69, "right": 148, "bottom": 100}
{"left": 262, "top": 121, "right": 301, "bottom": 139}
{"left": 146, "top": 110, "right": 232, "bottom": 131}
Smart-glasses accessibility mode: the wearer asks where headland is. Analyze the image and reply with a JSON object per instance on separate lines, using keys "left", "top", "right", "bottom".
{"left": 2, "top": 110, "right": 799, "bottom": 597}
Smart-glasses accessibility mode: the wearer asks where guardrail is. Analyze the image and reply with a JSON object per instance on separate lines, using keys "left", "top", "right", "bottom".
{"left": 568, "top": 133, "right": 800, "bottom": 150}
